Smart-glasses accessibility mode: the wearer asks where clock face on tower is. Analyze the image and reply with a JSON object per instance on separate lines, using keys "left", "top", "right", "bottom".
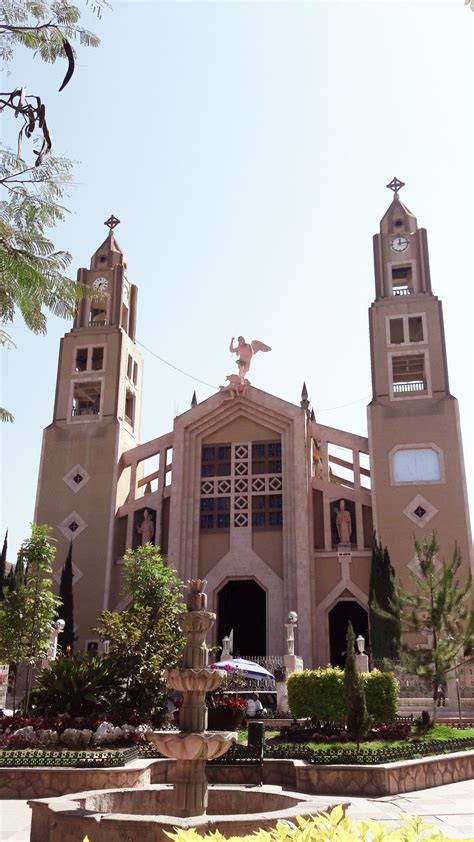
{"left": 390, "top": 236, "right": 409, "bottom": 252}
{"left": 92, "top": 277, "right": 108, "bottom": 292}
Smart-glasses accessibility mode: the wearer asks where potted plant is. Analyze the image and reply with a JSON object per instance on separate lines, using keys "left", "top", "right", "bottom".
{"left": 207, "top": 694, "right": 247, "bottom": 730}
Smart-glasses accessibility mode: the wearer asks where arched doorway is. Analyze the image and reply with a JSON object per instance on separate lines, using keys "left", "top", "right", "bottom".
{"left": 328, "top": 600, "right": 369, "bottom": 668}
{"left": 217, "top": 579, "right": 266, "bottom": 656}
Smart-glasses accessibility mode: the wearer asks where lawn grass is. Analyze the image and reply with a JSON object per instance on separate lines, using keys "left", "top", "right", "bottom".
{"left": 258, "top": 723, "right": 474, "bottom": 754}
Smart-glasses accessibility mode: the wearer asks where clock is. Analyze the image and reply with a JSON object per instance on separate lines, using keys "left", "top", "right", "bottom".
{"left": 92, "top": 277, "right": 108, "bottom": 292}
{"left": 390, "top": 236, "right": 409, "bottom": 252}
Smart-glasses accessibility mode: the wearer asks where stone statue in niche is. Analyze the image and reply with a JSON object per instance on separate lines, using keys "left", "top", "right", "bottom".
{"left": 136, "top": 507, "right": 155, "bottom": 545}
{"left": 335, "top": 499, "right": 352, "bottom": 545}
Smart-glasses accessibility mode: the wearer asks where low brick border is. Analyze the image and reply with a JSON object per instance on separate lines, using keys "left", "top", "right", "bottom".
{"left": 2, "top": 749, "right": 473, "bottom": 799}
{"left": 29, "top": 785, "right": 347, "bottom": 842}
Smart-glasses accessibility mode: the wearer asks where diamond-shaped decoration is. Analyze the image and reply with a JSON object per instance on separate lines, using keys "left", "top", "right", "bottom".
{"left": 235, "top": 478, "right": 248, "bottom": 492}
{"left": 235, "top": 445, "right": 248, "bottom": 460}
{"left": 269, "top": 476, "right": 282, "bottom": 491}
{"left": 217, "top": 480, "right": 231, "bottom": 494}
{"left": 413, "top": 506, "right": 426, "bottom": 519}
{"left": 58, "top": 511, "right": 87, "bottom": 541}
{"left": 252, "top": 478, "right": 265, "bottom": 492}
{"left": 235, "top": 462, "right": 248, "bottom": 476}
{"left": 201, "top": 481, "right": 214, "bottom": 496}
{"left": 235, "top": 496, "right": 248, "bottom": 510}
{"left": 407, "top": 552, "right": 442, "bottom": 577}
{"left": 53, "top": 562, "right": 83, "bottom": 587}
{"left": 403, "top": 494, "right": 438, "bottom": 528}
{"left": 234, "top": 512, "right": 248, "bottom": 527}
{"left": 63, "top": 464, "right": 91, "bottom": 494}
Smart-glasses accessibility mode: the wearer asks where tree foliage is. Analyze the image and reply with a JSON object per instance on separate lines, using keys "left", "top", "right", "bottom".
{"left": 0, "top": 1, "right": 108, "bottom": 421}
{"left": 344, "top": 622, "right": 371, "bottom": 748}
{"left": 95, "top": 545, "right": 186, "bottom": 723}
{"left": 0, "top": 524, "right": 60, "bottom": 711}
{"left": 395, "top": 534, "right": 474, "bottom": 718}
{"left": 369, "top": 534, "right": 400, "bottom": 662}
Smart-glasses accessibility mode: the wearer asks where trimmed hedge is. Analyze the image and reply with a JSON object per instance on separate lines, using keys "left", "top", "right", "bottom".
{"left": 287, "top": 668, "right": 397, "bottom": 724}
{"left": 265, "top": 736, "right": 474, "bottom": 764}
{"left": 0, "top": 746, "right": 138, "bottom": 768}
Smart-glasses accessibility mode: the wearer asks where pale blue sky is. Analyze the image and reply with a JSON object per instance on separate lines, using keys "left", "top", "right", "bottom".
{"left": 1, "top": 1, "right": 472, "bottom": 565}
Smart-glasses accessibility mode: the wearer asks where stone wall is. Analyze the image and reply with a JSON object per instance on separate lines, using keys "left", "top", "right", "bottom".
{"left": 0, "top": 761, "right": 151, "bottom": 799}
{"left": 2, "top": 751, "right": 473, "bottom": 800}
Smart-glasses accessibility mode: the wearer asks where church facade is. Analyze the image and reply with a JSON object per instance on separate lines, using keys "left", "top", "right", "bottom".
{"left": 34, "top": 186, "right": 473, "bottom": 667}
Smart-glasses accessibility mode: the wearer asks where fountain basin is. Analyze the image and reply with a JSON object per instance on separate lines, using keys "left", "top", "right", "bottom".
{"left": 29, "top": 784, "right": 348, "bottom": 842}
{"left": 167, "top": 668, "right": 223, "bottom": 692}
{"left": 147, "top": 730, "right": 237, "bottom": 760}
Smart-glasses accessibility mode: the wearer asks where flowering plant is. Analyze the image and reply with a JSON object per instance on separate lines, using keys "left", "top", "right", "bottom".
{"left": 211, "top": 694, "right": 247, "bottom": 710}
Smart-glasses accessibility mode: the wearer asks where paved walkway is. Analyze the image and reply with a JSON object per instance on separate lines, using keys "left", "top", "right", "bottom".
{"left": 1, "top": 780, "right": 473, "bottom": 841}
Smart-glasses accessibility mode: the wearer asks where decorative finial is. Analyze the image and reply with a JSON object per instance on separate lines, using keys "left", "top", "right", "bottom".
{"left": 386, "top": 177, "right": 405, "bottom": 196}
{"left": 104, "top": 214, "right": 120, "bottom": 231}
{"left": 300, "top": 382, "right": 309, "bottom": 411}
{"left": 191, "top": 391, "right": 197, "bottom": 408}
{"left": 310, "top": 408, "right": 316, "bottom": 422}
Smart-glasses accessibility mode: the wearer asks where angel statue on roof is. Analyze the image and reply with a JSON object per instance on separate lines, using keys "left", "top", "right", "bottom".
{"left": 229, "top": 336, "right": 272, "bottom": 382}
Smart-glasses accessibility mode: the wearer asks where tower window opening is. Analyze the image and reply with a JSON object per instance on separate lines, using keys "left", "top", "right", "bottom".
{"left": 133, "top": 361, "right": 138, "bottom": 385}
{"left": 124, "top": 389, "right": 135, "bottom": 426}
{"left": 391, "top": 265, "right": 412, "bottom": 296}
{"left": 392, "top": 354, "right": 427, "bottom": 395}
{"left": 389, "top": 318, "right": 404, "bottom": 344}
{"left": 408, "top": 316, "right": 424, "bottom": 342}
{"left": 127, "top": 354, "right": 133, "bottom": 380}
{"left": 75, "top": 348, "right": 88, "bottom": 371}
{"left": 91, "top": 347, "right": 104, "bottom": 370}
{"left": 89, "top": 305, "right": 107, "bottom": 327}
{"left": 394, "top": 219, "right": 403, "bottom": 227}
{"left": 121, "top": 304, "right": 129, "bottom": 332}
{"left": 72, "top": 381, "right": 101, "bottom": 416}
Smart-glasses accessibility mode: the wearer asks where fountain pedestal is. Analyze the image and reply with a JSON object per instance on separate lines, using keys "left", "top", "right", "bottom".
{"left": 147, "top": 580, "right": 236, "bottom": 817}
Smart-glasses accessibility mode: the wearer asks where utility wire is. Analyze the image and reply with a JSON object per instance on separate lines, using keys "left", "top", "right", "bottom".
{"left": 136, "top": 339, "right": 218, "bottom": 390}
{"left": 137, "top": 338, "right": 370, "bottom": 413}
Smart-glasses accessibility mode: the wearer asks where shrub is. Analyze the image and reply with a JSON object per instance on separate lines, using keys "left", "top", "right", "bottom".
{"left": 288, "top": 668, "right": 346, "bottom": 724}
{"left": 287, "top": 668, "right": 397, "bottom": 725}
{"left": 165, "top": 805, "right": 456, "bottom": 841}
{"left": 29, "top": 654, "right": 118, "bottom": 717}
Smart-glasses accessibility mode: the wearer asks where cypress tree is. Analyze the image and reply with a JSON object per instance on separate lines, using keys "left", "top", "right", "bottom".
{"left": 369, "top": 533, "right": 400, "bottom": 663}
{"left": 344, "top": 622, "right": 371, "bottom": 749}
{"left": 0, "top": 530, "right": 7, "bottom": 597}
{"left": 57, "top": 542, "right": 75, "bottom": 654}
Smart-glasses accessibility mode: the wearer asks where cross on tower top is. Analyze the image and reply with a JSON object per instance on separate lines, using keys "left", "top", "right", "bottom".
{"left": 386, "top": 177, "right": 405, "bottom": 195}
{"left": 104, "top": 214, "right": 120, "bottom": 231}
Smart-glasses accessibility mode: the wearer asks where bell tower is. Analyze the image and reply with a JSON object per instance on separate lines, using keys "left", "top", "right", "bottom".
{"left": 34, "top": 216, "right": 144, "bottom": 650}
{"left": 368, "top": 179, "right": 472, "bottom": 584}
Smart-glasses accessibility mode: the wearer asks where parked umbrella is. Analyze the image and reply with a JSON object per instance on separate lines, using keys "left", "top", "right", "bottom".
{"left": 210, "top": 658, "right": 275, "bottom": 681}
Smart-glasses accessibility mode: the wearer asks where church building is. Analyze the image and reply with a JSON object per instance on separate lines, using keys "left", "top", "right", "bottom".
{"left": 34, "top": 184, "right": 473, "bottom": 667}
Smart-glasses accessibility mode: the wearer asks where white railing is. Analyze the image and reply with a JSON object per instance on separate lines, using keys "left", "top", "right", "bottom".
{"left": 393, "top": 381, "right": 426, "bottom": 394}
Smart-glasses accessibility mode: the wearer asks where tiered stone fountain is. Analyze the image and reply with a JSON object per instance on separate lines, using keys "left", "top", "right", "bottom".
{"left": 29, "top": 580, "right": 341, "bottom": 841}
{"left": 146, "top": 579, "right": 236, "bottom": 817}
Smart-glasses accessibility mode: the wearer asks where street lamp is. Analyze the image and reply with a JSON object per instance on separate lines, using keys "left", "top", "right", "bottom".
{"left": 356, "top": 634, "right": 365, "bottom": 655}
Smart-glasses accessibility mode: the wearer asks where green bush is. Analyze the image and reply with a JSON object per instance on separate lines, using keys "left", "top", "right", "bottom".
{"left": 288, "top": 668, "right": 346, "bottom": 723}
{"left": 29, "top": 654, "right": 118, "bottom": 717}
{"left": 287, "top": 668, "right": 397, "bottom": 725}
